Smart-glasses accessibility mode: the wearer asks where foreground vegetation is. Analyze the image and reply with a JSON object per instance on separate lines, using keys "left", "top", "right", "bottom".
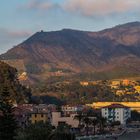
{"left": 0, "top": 61, "right": 32, "bottom": 103}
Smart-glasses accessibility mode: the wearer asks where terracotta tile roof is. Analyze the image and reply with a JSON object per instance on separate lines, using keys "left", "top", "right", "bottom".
{"left": 102, "top": 104, "right": 129, "bottom": 109}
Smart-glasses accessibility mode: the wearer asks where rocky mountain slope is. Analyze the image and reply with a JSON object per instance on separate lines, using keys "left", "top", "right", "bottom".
{"left": 1, "top": 22, "right": 140, "bottom": 83}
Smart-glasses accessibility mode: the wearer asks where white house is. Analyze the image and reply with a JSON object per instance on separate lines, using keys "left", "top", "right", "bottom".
{"left": 51, "top": 112, "right": 79, "bottom": 128}
{"left": 101, "top": 104, "right": 131, "bottom": 125}
{"left": 61, "top": 105, "right": 84, "bottom": 116}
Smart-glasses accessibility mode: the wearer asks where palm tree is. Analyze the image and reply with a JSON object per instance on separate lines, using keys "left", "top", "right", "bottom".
{"left": 74, "top": 112, "right": 83, "bottom": 128}
{"left": 82, "top": 117, "right": 91, "bottom": 136}
{"left": 49, "top": 124, "right": 75, "bottom": 140}
{"left": 98, "top": 117, "right": 107, "bottom": 133}
{"left": 91, "top": 118, "right": 98, "bottom": 135}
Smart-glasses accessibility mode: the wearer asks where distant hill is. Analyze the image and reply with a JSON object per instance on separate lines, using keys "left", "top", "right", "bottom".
{"left": 1, "top": 22, "right": 140, "bottom": 83}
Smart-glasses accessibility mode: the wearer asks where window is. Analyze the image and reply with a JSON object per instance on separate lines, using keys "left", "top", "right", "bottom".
{"left": 35, "top": 114, "right": 37, "bottom": 118}
{"left": 41, "top": 114, "right": 44, "bottom": 117}
{"left": 58, "top": 121, "right": 66, "bottom": 125}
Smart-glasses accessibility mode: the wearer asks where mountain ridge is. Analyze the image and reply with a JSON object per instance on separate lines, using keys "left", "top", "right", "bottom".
{"left": 1, "top": 22, "right": 140, "bottom": 83}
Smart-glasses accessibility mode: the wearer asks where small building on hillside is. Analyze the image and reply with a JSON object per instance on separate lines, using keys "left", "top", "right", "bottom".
{"left": 101, "top": 104, "right": 131, "bottom": 125}
{"left": 80, "top": 81, "right": 89, "bottom": 86}
{"left": 134, "top": 86, "right": 140, "bottom": 93}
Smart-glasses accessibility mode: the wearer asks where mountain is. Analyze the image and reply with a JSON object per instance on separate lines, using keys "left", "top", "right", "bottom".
{"left": 1, "top": 22, "right": 140, "bottom": 83}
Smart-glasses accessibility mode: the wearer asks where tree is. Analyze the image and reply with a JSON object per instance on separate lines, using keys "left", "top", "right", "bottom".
{"left": 49, "top": 123, "right": 75, "bottom": 140}
{"left": 82, "top": 117, "right": 91, "bottom": 136}
{"left": 91, "top": 118, "right": 98, "bottom": 135}
{"left": 0, "top": 87, "right": 18, "bottom": 140}
{"left": 131, "top": 110, "right": 140, "bottom": 121}
{"left": 98, "top": 117, "right": 107, "bottom": 133}
{"left": 16, "top": 121, "right": 53, "bottom": 140}
{"left": 74, "top": 112, "right": 83, "bottom": 128}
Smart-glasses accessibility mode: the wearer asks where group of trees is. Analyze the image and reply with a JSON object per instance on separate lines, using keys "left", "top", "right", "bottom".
{"left": 0, "top": 87, "right": 18, "bottom": 140}
{"left": 0, "top": 61, "right": 31, "bottom": 139}
{"left": 34, "top": 81, "right": 119, "bottom": 105}
{"left": 74, "top": 112, "right": 107, "bottom": 136}
{"left": 34, "top": 79, "right": 140, "bottom": 105}
{"left": 0, "top": 87, "right": 75, "bottom": 140}
{"left": 16, "top": 122, "right": 75, "bottom": 140}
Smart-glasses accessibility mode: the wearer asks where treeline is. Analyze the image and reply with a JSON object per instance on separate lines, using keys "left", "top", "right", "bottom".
{"left": 33, "top": 81, "right": 117, "bottom": 105}
{"left": 34, "top": 80, "right": 140, "bottom": 105}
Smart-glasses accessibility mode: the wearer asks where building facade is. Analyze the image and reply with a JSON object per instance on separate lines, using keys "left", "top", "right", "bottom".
{"left": 61, "top": 105, "right": 84, "bottom": 116}
{"left": 51, "top": 112, "right": 79, "bottom": 128}
{"left": 101, "top": 104, "right": 131, "bottom": 124}
{"left": 29, "top": 112, "right": 49, "bottom": 124}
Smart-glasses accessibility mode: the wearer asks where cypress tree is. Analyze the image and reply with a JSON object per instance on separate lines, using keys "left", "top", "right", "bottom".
{"left": 0, "top": 87, "right": 18, "bottom": 140}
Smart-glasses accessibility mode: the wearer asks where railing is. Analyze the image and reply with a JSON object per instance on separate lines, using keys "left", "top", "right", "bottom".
{"left": 76, "top": 129, "right": 126, "bottom": 140}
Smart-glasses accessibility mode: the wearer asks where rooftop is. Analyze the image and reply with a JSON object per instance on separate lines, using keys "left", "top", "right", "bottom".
{"left": 102, "top": 104, "right": 129, "bottom": 109}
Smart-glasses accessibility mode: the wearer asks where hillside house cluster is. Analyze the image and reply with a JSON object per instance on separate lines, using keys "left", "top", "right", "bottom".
{"left": 12, "top": 104, "right": 56, "bottom": 127}
{"left": 10, "top": 103, "right": 132, "bottom": 128}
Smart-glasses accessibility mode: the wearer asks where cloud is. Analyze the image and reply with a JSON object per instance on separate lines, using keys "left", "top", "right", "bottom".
{"left": 7, "top": 31, "right": 31, "bottom": 39}
{"left": 0, "top": 28, "right": 32, "bottom": 53}
{"left": 23, "top": 0, "right": 58, "bottom": 11}
{"left": 21, "top": 0, "right": 140, "bottom": 17}
{"left": 0, "top": 28, "right": 31, "bottom": 40}
{"left": 62, "top": 0, "right": 140, "bottom": 16}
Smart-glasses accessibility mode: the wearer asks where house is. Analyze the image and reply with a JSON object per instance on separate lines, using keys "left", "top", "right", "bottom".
{"left": 80, "top": 82, "right": 89, "bottom": 86}
{"left": 29, "top": 112, "right": 49, "bottom": 124}
{"left": 101, "top": 104, "right": 131, "bottom": 125}
{"left": 134, "top": 86, "right": 140, "bottom": 93}
{"left": 13, "top": 107, "right": 30, "bottom": 128}
{"left": 61, "top": 105, "right": 84, "bottom": 116}
{"left": 51, "top": 112, "right": 79, "bottom": 128}
{"left": 122, "top": 79, "right": 130, "bottom": 86}
{"left": 110, "top": 80, "right": 121, "bottom": 89}
{"left": 29, "top": 104, "right": 50, "bottom": 124}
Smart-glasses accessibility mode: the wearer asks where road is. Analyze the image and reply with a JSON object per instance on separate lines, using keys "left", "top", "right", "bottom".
{"left": 99, "top": 131, "right": 140, "bottom": 140}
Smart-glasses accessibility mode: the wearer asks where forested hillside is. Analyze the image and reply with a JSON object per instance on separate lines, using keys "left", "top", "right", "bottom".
{"left": 0, "top": 61, "right": 32, "bottom": 103}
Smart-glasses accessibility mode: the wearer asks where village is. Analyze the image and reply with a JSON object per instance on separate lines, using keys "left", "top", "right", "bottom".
{"left": 80, "top": 79, "right": 140, "bottom": 96}
{"left": 12, "top": 100, "right": 140, "bottom": 139}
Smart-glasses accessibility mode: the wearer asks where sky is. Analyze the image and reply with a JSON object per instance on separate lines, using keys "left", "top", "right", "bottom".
{"left": 0, "top": 0, "right": 140, "bottom": 54}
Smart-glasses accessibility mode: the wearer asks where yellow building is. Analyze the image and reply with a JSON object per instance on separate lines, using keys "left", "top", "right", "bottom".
{"left": 122, "top": 79, "right": 130, "bottom": 86}
{"left": 134, "top": 86, "right": 140, "bottom": 93}
{"left": 80, "top": 82, "right": 89, "bottom": 86}
{"left": 110, "top": 80, "right": 121, "bottom": 89}
{"left": 111, "top": 80, "right": 121, "bottom": 86}
{"left": 87, "top": 102, "right": 140, "bottom": 112}
{"left": 115, "top": 90, "right": 125, "bottom": 96}
{"left": 29, "top": 113, "right": 49, "bottom": 124}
